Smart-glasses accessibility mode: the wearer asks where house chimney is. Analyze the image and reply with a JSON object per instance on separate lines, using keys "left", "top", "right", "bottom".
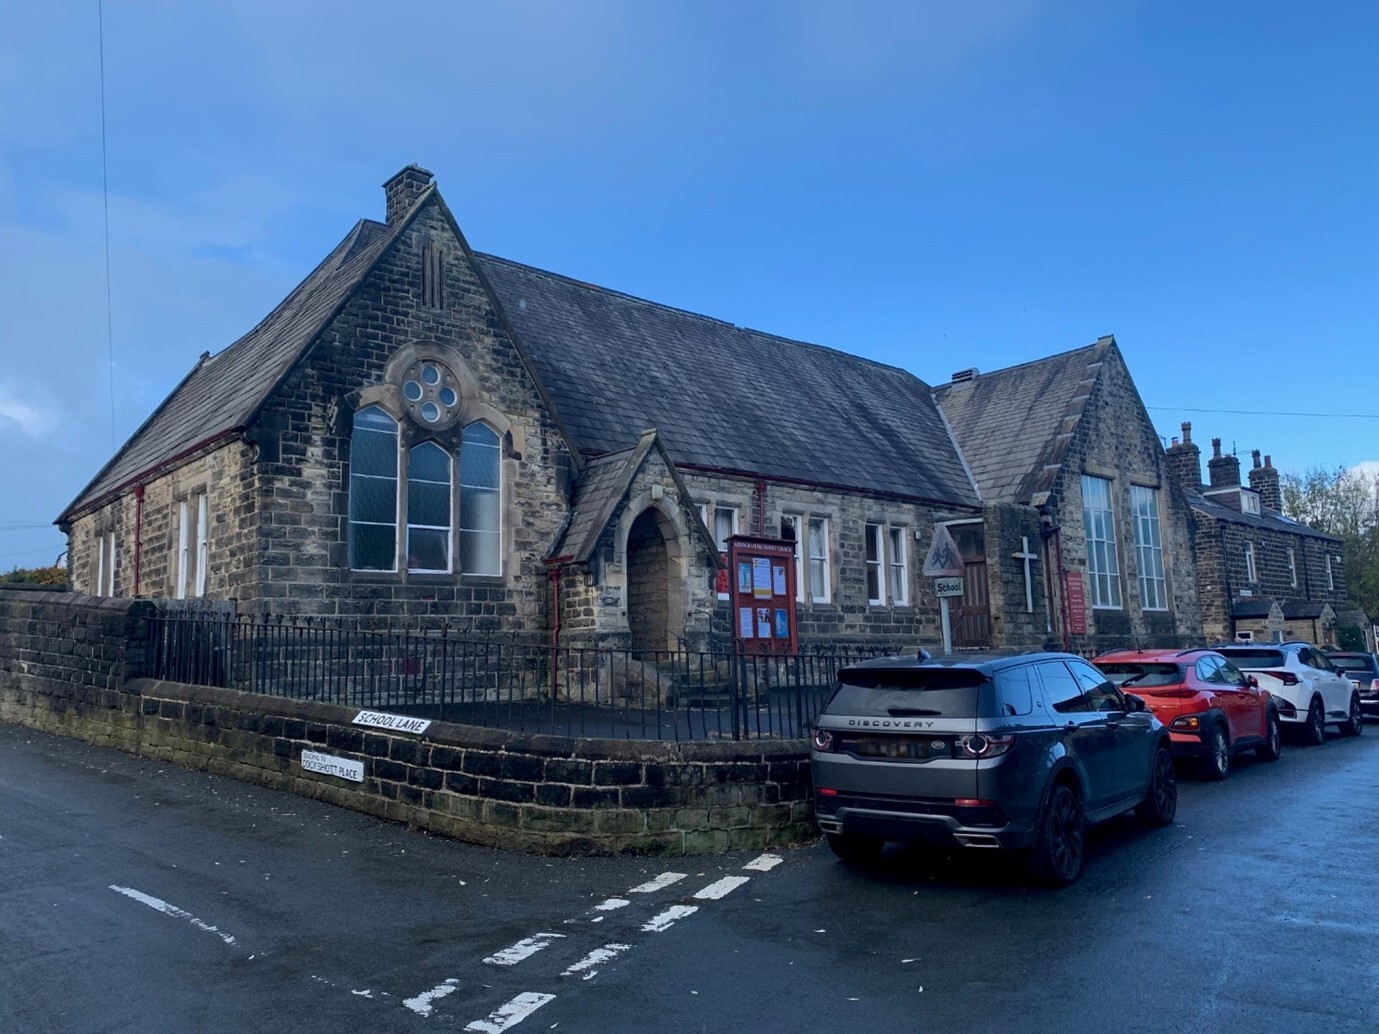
{"left": 383, "top": 164, "right": 434, "bottom": 225}
{"left": 1208, "top": 437, "right": 1241, "bottom": 488}
{"left": 1249, "top": 452, "right": 1282, "bottom": 511}
{"left": 950, "top": 368, "right": 980, "bottom": 384}
{"left": 1165, "top": 420, "right": 1202, "bottom": 494}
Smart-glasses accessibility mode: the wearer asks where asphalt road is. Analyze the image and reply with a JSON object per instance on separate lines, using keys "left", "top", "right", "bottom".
{"left": 2, "top": 720, "right": 1376, "bottom": 1033}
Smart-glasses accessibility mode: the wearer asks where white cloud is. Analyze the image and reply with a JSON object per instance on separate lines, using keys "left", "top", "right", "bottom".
{"left": 0, "top": 381, "right": 56, "bottom": 438}
{"left": 1349, "top": 460, "right": 1379, "bottom": 482}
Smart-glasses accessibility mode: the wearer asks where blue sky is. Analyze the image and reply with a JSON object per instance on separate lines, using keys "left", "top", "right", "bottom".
{"left": 1, "top": 0, "right": 1376, "bottom": 570}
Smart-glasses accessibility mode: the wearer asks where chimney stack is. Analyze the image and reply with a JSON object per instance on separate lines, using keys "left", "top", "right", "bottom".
{"left": 1249, "top": 452, "right": 1282, "bottom": 511}
{"left": 1165, "top": 420, "right": 1202, "bottom": 494}
{"left": 1208, "top": 437, "right": 1242, "bottom": 489}
{"left": 383, "top": 164, "right": 434, "bottom": 225}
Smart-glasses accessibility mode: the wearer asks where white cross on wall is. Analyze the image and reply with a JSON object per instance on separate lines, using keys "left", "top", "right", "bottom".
{"left": 1013, "top": 535, "right": 1039, "bottom": 613}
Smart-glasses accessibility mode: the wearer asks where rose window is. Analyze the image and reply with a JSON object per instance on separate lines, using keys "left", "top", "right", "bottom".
{"left": 400, "top": 360, "right": 460, "bottom": 428}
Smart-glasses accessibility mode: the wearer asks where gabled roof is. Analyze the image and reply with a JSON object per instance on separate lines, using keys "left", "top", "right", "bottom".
{"left": 58, "top": 211, "right": 415, "bottom": 522}
{"left": 1190, "top": 494, "right": 1340, "bottom": 542}
{"left": 933, "top": 338, "right": 1113, "bottom": 505}
{"left": 472, "top": 254, "right": 980, "bottom": 508}
{"left": 551, "top": 429, "right": 718, "bottom": 564}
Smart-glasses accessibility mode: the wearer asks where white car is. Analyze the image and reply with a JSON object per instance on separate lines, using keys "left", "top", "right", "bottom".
{"left": 1214, "top": 643, "right": 1363, "bottom": 745}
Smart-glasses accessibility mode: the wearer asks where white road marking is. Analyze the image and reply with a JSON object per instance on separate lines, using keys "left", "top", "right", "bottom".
{"left": 464, "top": 991, "right": 556, "bottom": 1032}
{"left": 742, "top": 853, "right": 783, "bottom": 872}
{"left": 561, "top": 944, "right": 632, "bottom": 980}
{"left": 593, "top": 898, "right": 629, "bottom": 911}
{"left": 484, "top": 933, "right": 566, "bottom": 966}
{"left": 627, "top": 872, "right": 686, "bottom": 894}
{"left": 108, "top": 885, "right": 238, "bottom": 946}
{"left": 693, "top": 876, "right": 750, "bottom": 900}
{"left": 403, "top": 978, "right": 458, "bottom": 1017}
{"left": 641, "top": 905, "right": 698, "bottom": 932}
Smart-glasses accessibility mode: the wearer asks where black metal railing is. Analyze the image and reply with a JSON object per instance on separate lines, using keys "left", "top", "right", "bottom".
{"left": 142, "top": 611, "right": 886, "bottom": 742}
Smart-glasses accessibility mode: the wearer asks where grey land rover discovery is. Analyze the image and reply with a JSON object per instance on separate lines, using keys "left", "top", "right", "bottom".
{"left": 811, "top": 650, "right": 1178, "bottom": 885}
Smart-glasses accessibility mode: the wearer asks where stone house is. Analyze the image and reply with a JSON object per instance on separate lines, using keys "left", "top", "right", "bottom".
{"left": 57, "top": 165, "right": 984, "bottom": 652}
{"left": 933, "top": 339, "right": 1204, "bottom": 652}
{"left": 1164, "top": 426, "right": 1361, "bottom": 645}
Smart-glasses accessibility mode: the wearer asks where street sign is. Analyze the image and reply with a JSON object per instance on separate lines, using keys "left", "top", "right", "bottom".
{"left": 934, "top": 576, "right": 964, "bottom": 598}
{"left": 300, "top": 749, "right": 364, "bottom": 783}
{"left": 922, "top": 524, "right": 964, "bottom": 577}
{"left": 1266, "top": 601, "right": 1285, "bottom": 633}
{"left": 354, "top": 709, "right": 432, "bottom": 735}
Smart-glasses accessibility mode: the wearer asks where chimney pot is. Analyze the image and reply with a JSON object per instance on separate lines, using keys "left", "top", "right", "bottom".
{"left": 1181, "top": 421, "right": 1192, "bottom": 442}
{"left": 1211, "top": 437, "right": 1222, "bottom": 459}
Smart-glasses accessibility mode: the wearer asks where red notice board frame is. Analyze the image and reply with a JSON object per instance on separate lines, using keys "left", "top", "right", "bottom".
{"left": 727, "top": 535, "right": 798, "bottom": 655}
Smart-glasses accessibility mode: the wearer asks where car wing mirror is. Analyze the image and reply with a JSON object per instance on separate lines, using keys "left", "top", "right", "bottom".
{"left": 1245, "top": 674, "right": 1258, "bottom": 688}
{"left": 1124, "top": 693, "right": 1146, "bottom": 713}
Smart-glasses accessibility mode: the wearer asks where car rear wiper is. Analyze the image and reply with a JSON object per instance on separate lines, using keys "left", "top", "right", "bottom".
{"left": 1119, "top": 674, "right": 1146, "bottom": 689}
{"left": 887, "top": 707, "right": 942, "bottom": 717}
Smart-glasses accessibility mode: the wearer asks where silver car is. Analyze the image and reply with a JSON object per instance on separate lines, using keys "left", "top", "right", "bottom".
{"left": 811, "top": 651, "right": 1177, "bottom": 886}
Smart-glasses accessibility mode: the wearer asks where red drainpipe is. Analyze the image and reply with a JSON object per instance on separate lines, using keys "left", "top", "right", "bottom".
{"left": 1051, "top": 523, "right": 1071, "bottom": 651}
{"left": 133, "top": 484, "right": 146, "bottom": 596}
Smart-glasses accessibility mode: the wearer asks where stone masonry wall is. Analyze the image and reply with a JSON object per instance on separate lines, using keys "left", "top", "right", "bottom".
{"left": 0, "top": 591, "right": 812, "bottom": 855}
{"left": 1043, "top": 347, "right": 1203, "bottom": 650}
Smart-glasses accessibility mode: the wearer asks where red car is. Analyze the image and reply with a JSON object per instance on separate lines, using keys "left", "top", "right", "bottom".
{"left": 1094, "top": 648, "right": 1282, "bottom": 779}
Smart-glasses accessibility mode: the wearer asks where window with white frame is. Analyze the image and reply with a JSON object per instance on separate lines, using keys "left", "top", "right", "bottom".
{"left": 175, "top": 494, "right": 208, "bottom": 598}
{"left": 780, "top": 514, "right": 805, "bottom": 601}
{"left": 807, "top": 516, "right": 831, "bottom": 603}
{"left": 96, "top": 530, "right": 117, "bottom": 596}
{"left": 864, "top": 523, "right": 884, "bottom": 605}
{"left": 1287, "top": 548, "right": 1297, "bottom": 588}
{"left": 1244, "top": 542, "right": 1258, "bottom": 583}
{"left": 888, "top": 526, "right": 908, "bottom": 605}
{"left": 713, "top": 506, "right": 737, "bottom": 553}
{"left": 1130, "top": 486, "right": 1167, "bottom": 610}
{"left": 1326, "top": 554, "right": 1335, "bottom": 591}
{"left": 407, "top": 441, "right": 452, "bottom": 572}
{"left": 1081, "top": 475, "right": 1121, "bottom": 608}
{"left": 459, "top": 422, "right": 502, "bottom": 575}
{"left": 349, "top": 406, "right": 400, "bottom": 571}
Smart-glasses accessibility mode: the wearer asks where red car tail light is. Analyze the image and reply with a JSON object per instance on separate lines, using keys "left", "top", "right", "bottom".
{"left": 1258, "top": 670, "right": 1299, "bottom": 686}
{"left": 958, "top": 733, "right": 1016, "bottom": 759}
{"left": 812, "top": 728, "right": 835, "bottom": 752}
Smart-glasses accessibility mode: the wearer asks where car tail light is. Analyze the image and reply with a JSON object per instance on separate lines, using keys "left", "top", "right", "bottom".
{"left": 815, "top": 787, "right": 838, "bottom": 796}
{"left": 1169, "top": 713, "right": 1205, "bottom": 731}
{"left": 1258, "top": 670, "right": 1299, "bottom": 686}
{"left": 958, "top": 733, "right": 1016, "bottom": 759}
{"left": 812, "top": 728, "right": 835, "bottom": 752}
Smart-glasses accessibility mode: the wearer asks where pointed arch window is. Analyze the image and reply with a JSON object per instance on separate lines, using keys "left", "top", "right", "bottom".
{"left": 349, "top": 406, "right": 399, "bottom": 571}
{"left": 407, "top": 441, "right": 452, "bottom": 572}
{"left": 459, "top": 422, "right": 501, "bottom": 575}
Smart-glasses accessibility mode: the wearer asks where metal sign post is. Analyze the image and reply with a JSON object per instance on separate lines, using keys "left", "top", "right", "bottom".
{"left": 923, "top": 526, "right": 965, "bottom": 655}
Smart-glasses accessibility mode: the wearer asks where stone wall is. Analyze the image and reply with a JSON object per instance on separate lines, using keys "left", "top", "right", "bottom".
{"left": 0, "top": 590, "right": 812, "bottom": 855}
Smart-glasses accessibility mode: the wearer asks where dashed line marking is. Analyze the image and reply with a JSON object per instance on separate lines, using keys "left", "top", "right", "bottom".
{"left": 743, "top": 853, "right": 783, "bottom": 872}
{"left": 641, "top": 905, "right": 699, "bottom": 932}
{"left": 693, "top": 875, "right": 750, "bottom": 900}
{"left": 627, "top": 872, "right": 686, "bottom": 894}
{"left": 108, "top": 885, "right": 238, "bottom": 946}
{"left": 403, "top": 978, "right": 458, "bottom": 1016}
{"left": 483, "top": 933, "right": 566, "bottom": 966}
{"left": 594, "top": 898, "right": 629, "bottom": 911}
{"left": 464, "top": 991, "right": 555, "bottom": 1032}
{"left": 561, "top": 943, "right": 632, "bottom": 980}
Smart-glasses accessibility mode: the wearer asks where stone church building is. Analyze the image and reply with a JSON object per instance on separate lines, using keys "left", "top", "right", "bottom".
{"left": 59, "top": 165, "right": 1216, "bottom": 655}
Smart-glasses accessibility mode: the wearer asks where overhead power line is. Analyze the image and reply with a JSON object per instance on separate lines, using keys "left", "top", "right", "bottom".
{"left": 1147, "top": 406, "right": 1379, "bottom": 420}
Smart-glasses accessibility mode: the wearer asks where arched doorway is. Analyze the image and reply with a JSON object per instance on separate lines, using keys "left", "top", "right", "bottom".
{"left": 626, "top": 507, "right": 674, "bottom": 654}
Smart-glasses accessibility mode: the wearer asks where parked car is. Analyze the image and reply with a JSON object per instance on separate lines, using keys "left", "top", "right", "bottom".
{"left": 1324, "top": 651, "right": 1379, "bottom": 719}
{"left": 810, "top": 650, "right": 1177, "bottom": 887}
{"left": 1092, "top": 648, "right": 1281, "bottom": 779}
{"left": 1213, "top": 642, "right": 1363, "bottom": 744}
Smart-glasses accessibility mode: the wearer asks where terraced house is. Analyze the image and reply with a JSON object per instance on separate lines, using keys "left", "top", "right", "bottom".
{"left": 58, "top": 165, "right": 1213, "bottom": 655}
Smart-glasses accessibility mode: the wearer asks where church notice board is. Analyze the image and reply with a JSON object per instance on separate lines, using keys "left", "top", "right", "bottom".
{"left": 1062, "top": 571, "right": 1088, "bottom": 636}
{"left": 727, "top": 535, "right": 798, "bottom": 654}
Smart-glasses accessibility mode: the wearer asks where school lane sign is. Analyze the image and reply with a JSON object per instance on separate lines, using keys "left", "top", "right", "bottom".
{"left": 353, "top": 710, "right": 432, "bottom": 735}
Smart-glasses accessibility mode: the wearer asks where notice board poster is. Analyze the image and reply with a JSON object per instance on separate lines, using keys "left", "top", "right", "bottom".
{"left": 727, "top": 535, "right": 798, "bottom": 654}
{"left": 1062, "top": 570, "right": 1088, "bottom": 636}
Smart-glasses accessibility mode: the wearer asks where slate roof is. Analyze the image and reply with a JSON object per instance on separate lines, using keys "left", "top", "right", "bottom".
{"left": 471, "top": 254, "right": 979, "bottom": 507}
{"left": 932, "top": 339, "right": 1112, "bottom": 505}
{"left": 59, "top": 213, "right": 412, "bottom": 521}
{"left": 1190, "top": 494, "right": 1340, "bottom": 542}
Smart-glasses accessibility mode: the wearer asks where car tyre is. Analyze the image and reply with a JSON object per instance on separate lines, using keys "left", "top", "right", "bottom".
{"left": 1136, "top": 747, "right": 1178, "bottom": 826}
{"left": 1255, "top": 709, "right": 1282, "bottom": 761}
{"left": 1301, "top": 696, "right": 1326, "bottom": 746}
{"left": 1029, "top": 783, "right": 1085, "bottom": 887}
{"left": 826, "top": 832, "right": 884, "bottom": 864}
{"left": 1338, "top": 692, "right": 1363, "bottom": 737}
{"left": 1201, "top": 724, "right": 1230, "bottom": 781}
